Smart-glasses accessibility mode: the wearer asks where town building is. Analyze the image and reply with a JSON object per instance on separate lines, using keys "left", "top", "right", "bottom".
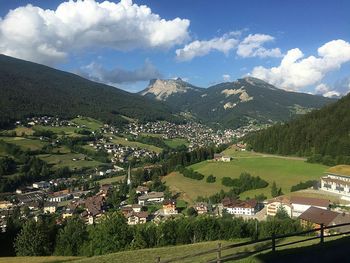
{"left": 163, "top": 200, "right": 178, "bottom": 215}
{"left": 138, "top": 192, "right": 164, "bottom": 205}
{"left": 321, "top": 173, "right": 350, "bottom": 197}
{"left": 266, "top": 196, "right": 293, "bottom": 217}
{"left": 43, "top": 202, "right": 57, "bottom": 214}
{"left": 136, "top": 186, "right": 149, "bottom": 195}
{"left": 291, "top": 196, "right": 330, "bottom": 217}
{"left": 299, "top": 207, "right": 350, "bottom": 235}
{"left": 194, "top": 202, "right": 209, "bottom": 214}
{"left": 222, "top": 198, "right": 258, "bottom": 216}
{"left": 125, "top": 211, "right": 148, "bottom": 225}
{"left": 32, "top": 181, "right": 50, "bottom": 189}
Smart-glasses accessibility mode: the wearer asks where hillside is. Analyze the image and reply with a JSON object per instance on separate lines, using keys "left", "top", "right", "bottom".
{"left": 140, "top": 77, "right": 334, "bottom": 128}
{"left": 0, "top": 55, "right": 178, "bottom": 128}
{"left": 245, "top": 93, "right": 350, "bottom": 164}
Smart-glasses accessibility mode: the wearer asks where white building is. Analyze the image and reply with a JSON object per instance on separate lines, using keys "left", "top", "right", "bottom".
{"left": 222, "top": 198, "right": 258, "bottom": 216}
{"left": 321, "top": 173, "right": 350, "bottom": 197}
{"left": 290, "top": 196, "right": 330, "bottom": 217}
{"left": 138, "top": 192, "right": 164, "bottom": 205}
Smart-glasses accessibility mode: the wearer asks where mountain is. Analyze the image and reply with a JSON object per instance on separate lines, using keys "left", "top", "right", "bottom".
{"left": 0, "top": 55, "right": 178, "bottom": 128}
{"left": 245, "top": 92, "right": 350, "bottom": 164}
{"left": 140, "top": 77, "right": 335, "bottom": 128}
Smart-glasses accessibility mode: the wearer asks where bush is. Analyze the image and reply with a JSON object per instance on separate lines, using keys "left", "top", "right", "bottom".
{"left": 206, "top": 175, "right": 216, "bottom": 183}
{"left": 180, "top": 168, "right": 204, "bottom": 180}
{"left": 291, "top": 180, "right": 317, "bottom": 192}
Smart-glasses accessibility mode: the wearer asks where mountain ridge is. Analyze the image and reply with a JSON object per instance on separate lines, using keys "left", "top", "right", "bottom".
{"left": 140, "top": 76, "right": 335, "bottom": 128}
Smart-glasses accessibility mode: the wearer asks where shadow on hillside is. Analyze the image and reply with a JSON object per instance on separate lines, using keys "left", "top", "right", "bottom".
{"left": 255, "top": 236, "right": 350, "bottom": 263}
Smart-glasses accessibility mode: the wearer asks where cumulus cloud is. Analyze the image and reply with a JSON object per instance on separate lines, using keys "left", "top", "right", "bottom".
{"left": 222, "top": 74, "right": 231, "bottom": 82}
{"left": 251, "top": 39, "right": 350, "bottom": 91}
{"left": 237, "top": 34, "right": 282, "bottom": 58}
{"left": 315, "top": 83, "right": 341, "bottom": 98}
{"left": 175, "top": 32, "right": 281, "bottom": 61}
{"left": 0, "top": 0, "right": 190, "bottom": 65}
{"left": 79, "top": 60, "right": 162, "bottom": 85}
{"left": 175, "top": 32, "right": 239, "bottom": 61}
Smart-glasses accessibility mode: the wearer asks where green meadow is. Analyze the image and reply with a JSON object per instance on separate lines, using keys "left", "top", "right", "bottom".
{"left": 164, "top": 150, "right": 328, "bottom": 203}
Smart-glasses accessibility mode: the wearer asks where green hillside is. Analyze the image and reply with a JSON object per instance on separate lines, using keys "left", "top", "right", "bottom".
{"left": 0, "top": 55, "right": 178, "bottom": 128}
{"left": 245, "top": 92, "right": 350, "bottom": 165}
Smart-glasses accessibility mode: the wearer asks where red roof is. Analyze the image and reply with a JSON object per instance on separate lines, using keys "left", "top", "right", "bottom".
{"left": 299, "top": 207, "right": 339, "bottom": 226}
{"left": 291, "top": 196, "right": 330, "bottom": 208}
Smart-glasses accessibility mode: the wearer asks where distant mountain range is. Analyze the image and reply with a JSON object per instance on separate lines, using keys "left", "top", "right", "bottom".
{"left": 0, "top": 55, "right": 178, "bottom": 128}
{"left": 140, "top": 77, "right": 335, "bottom": 128}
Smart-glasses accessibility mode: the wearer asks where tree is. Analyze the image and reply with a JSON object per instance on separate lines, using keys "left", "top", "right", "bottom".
{"left": 14, "top": 220, "right": 50, "bottom": 256}
{"left": 271, "top": 181, "right": 282, "bottom": 197}
{"left": 127, "top": 189, "right": 138, "bottom": 205}
{"left": 54, "top": 218, "right": 88, "bottom": 256}
{"left": 186, "top": 207, "right": 198, "bottom": 217}
{"left": 88, "top": 212, "right": 132, "bottom": 255}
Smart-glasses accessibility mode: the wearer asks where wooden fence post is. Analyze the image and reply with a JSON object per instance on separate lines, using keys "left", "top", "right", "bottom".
{"left": 217, "top": 242, "right": 222, "bottom": 263}
{"left": 320, "top": 224, "right": 324, "bottom": 244}
{"left": 272, "top": 232, "right": 276, "bottom": 252}
{"left": 155, "top": 256, "right": 160, "bottom": 263}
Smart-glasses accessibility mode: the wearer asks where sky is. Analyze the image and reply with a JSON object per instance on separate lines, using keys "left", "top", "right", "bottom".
{"left": 0, "top": 0, "right": 349, "bottom": 96}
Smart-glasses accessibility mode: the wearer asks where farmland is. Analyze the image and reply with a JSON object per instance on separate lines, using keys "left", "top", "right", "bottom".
{"left": 164, "top": 149, "right": 328, "bottom": 203}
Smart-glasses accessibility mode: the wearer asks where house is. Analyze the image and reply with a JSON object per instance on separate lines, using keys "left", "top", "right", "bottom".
{"left": 213, "top": 154, "right": 223, "bottom": 161}
{"left": 62, "top": 208, "right": 74, "bottom": 219}
{"left": 0, "top": 201, "right": 13, "bottom": 210}
{"left": 194, "top": 202, "right": 208, "bottom": 214}
{"left": 163, "top": 200, "right": 178, "bottom": 215}
{"left": 138, "top": 192, "right": 164, "bottom": 205}
{"left": 125, "top": 211, "right": 148, "bottom": 225}
{"left": 84, "top": 195, "right": 106, "bottom": 224}
{"left": 299, "top": 207, "right": 350, "bottom": 235}
{"left": 100, "top": 184, "right": 112, "bottom": 197}
{"left": 221, "top": 156, "right": 231, "bottom": 162}
{"left": 121, "top": 204, "right": 143, "bottom": 216}
{"left": 291, "top": 196, "right": 330, "bottom": 217}
{"left": 32, "top": 181, "right": 50, "bottom": 189}
{"left": 48, "top": 193, "right": 72, "bottom": 203}
{"left": 222, "top": 198, "right": 258, "bottom": 216}
{"left": 321, "top": 172, "right": 350, "bottom": 197}
{"left": 43, "top": 202, "right": 57, "bottom": 214}
{"left": 136, "top": 186, "right": 149, "bottom": 195}
{"left": 266, "top": 196, "right": 293, "bottom": 217}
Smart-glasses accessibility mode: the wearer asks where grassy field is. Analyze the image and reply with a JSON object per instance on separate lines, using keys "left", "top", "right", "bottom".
{"left": 0, "top": 136, "right": 46, "bottom": 151}
{"left": 2, "top": 235, "right": 345, "bottom": 263}
{"left": 97, "top": 176, "right": 125, "bottom": 185}
{"left": 72, "top": 117, "right": 103, "bottom": 130}
{"left": 328, "top": 165, "right": 350, "bottom": 176}
{"left": 38, "top": 153, "right": 103, "bottom": 170}
{"left": 164, "top": 138, "right": 189, "bottom": 149}
{"left": 164, "top": 150, "right": 328, "bottom": 203}
{"left": 111, "top": 136, "right": 162, "bottom": 154}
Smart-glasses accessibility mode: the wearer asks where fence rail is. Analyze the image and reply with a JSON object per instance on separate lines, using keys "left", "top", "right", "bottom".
{"left": 155, "top": 221, "right": 350, "bottom": 263}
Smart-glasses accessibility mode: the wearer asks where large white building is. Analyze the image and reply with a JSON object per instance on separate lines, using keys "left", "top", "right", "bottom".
{"left": 321, "top": 173, "right": 350, "bottom": 197}
{"left": 222, "top": 198, "right": 258, "bottom": 216}
{"left": 266, "top": 196, "right": 293, "bottom": 217}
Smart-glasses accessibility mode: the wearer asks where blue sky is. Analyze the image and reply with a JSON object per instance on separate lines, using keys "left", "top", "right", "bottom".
{"left": 0, "top": 0, "right": 349, "bottom": 96}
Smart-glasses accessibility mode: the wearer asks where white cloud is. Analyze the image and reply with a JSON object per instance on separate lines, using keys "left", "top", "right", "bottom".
{"left": 323, "top": 90, "right": 340, "bottom": 98}
{"left": 175, "top": 32, "right": 239, "bottom": 61}
{"left": 237, "top": 34, "right": 282, "bottom": 58}
{"left": 251, "top": 39, "right": 350, "bottom": 91}
{"left": 315, "top": 83, "right": 330, "bottom": 94}
{"left": 79, "top": 60, "right": 162, "bottom": 84}
{"left": 315, "top": 83, "right": 341, "bottom": 98}
{"left": 0, "top": 0, "right": 190, "bottom": 65}
{"left": 222, "top": 74, "right": 231, "bottom": 82}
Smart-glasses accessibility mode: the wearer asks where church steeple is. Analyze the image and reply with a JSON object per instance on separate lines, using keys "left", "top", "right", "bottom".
{"left": 127, "top": 165, "right": 131, "bottom": 186}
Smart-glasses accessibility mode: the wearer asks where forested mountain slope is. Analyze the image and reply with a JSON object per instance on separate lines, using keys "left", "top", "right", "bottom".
{"left": 245, "top": 93, "right": 350, "bottom": 165}
{"left": 0, "top": 55, "right": 178, "bottom": 128}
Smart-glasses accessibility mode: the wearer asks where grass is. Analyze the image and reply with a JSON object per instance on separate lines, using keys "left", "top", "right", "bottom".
{"left": 327, "top": 165, "right": 350, "bottom": 176}
{"left": 111, "top": 136, "right": 162, "bottom": 154}
{"left": 164, "top": 138, "right": 189, "bottom": 149}
{"left": 12, "top": 126, "right": 34, "bottom": 136}
{"left": 34, "top": 125, "right": 80, "bottom": 137}
{"left": 72, "top": 117, "right": 103, "bottom": 130}
{"left": 38, "top": 153, "right": 103, "bottom": 170}
{"left": 97, "top": 176, "right": 125, "bottom": 185}
{"left": 0, "top": 136, "right": 46, "bottom": 151}
{"left": 0, "top": 256, "right": 80, "bottom": 263}
{"left": 1, "top": 235, "right": 346, "bottom": 263}
{"left": 164, "top": 151, "right": 328, "bottom": 203}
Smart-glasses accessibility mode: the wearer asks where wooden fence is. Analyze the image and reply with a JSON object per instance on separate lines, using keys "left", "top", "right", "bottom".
{"left": 155, "top": 222, "right": 350, "bottom": 263}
